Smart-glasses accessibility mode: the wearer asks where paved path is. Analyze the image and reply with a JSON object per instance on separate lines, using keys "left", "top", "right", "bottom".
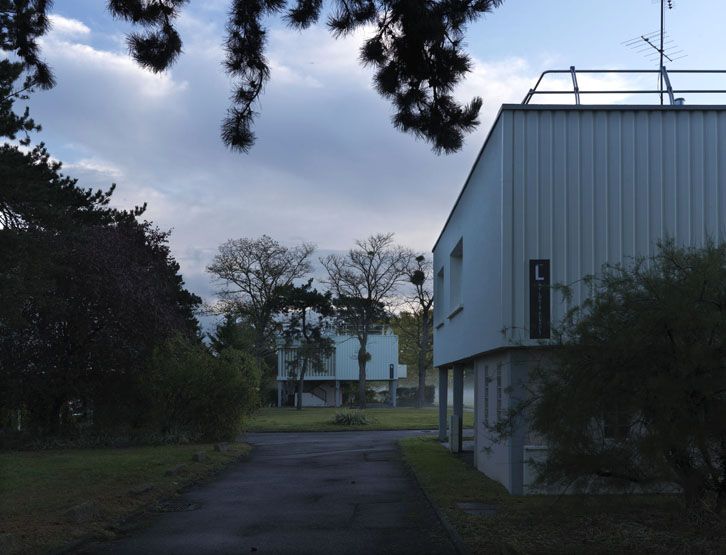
{"left": 85, "top": 430, "right": 457, "bottom": 555}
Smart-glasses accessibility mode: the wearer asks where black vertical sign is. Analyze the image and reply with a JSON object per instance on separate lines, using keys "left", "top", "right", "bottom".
{"left": 529, "top": 259, "right": 551, "bottom": 339}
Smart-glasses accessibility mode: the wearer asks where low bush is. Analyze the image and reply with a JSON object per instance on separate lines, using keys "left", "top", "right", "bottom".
{"left": 331, "top": 410, "right": 372, "bottom": 426}
{"left": 396, "top": 385, "right": 436, "bottom": 406}
{"left": 0, "top": 336, "right": 261, "bottom": 449}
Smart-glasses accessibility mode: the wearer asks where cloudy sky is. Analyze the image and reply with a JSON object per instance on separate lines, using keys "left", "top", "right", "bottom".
{"left": 29, "top": 0, "right": 726, "bottom": 303}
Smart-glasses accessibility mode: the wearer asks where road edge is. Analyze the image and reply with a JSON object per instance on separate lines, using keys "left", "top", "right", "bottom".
{"left": 397, "top": 440, "right": 469, "bottom": 555}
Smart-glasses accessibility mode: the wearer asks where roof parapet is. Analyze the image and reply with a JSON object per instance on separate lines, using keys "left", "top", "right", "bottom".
{"left": 523, "top": 67, "right": 726, "bottom": 106}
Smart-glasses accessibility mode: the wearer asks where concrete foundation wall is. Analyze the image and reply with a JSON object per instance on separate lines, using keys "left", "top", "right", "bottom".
{"left": 473, "top": 348, "right": 549, "bottom": 495}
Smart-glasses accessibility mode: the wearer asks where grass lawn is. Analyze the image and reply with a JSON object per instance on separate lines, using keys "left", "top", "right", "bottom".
{"left": 400, "top": 437, "right": 725, "bottom": 553}
{"left": 246, "top": 406, "right": 474, "bottom": 432}
{"left": 0, "top": 442, "right": 250, "bottom": 554}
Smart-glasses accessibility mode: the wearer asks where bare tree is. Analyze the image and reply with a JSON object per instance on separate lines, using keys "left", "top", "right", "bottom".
{"left": 321, "top": 233, "right": 412, "bottom": 409}
{"left": 207, "top": 235, "right": 315, "bottom": 368}
{"left": 407, "top": 255, "right": 434, "bottom": 408}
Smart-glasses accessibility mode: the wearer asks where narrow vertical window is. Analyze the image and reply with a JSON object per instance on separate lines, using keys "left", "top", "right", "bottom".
{"left": 449, "top": 238, "right": 463, "bottom": 314}
{"left": 483, "top": 365, "right": 489, "bottom": 426}
{"left": 496, "top": 363, "right": 503, "bottom": 422}
{"left": 435, "top": 267, "right": 445, "bottom": 323}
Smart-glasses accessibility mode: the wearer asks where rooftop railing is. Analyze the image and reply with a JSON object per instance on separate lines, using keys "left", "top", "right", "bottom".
{"left": 336, "top": 324, "right": 393, "bottom": 336}
{"left": 522, "top": 67, "right": 726, "bottom": 106}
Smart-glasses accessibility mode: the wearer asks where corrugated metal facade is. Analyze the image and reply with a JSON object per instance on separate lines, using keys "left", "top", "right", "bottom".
{"left": 504, "top": 106, "right": 726, "bottom": 343}
{"left": 332, "top": 334, "right": 400, "bottom": 381}
{"left": 434, "top": 105, "right": 726, "bottom": 367}
{"left": 277, "top": 334, "right": 401, "bottom": 381}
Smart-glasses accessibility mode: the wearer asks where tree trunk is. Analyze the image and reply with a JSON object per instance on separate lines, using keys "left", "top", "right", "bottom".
{"left": 47, "top": 396, "right": 65, "bottom": 436}
{"left": 357, "top": 338, "right": 368, "bottom": 409}
{"left": 416, "top": 311, "right": 431, "bottom": 408}
{"left": 253, "top": 322, "right": 269, "bottom": 373}
{"left": 296, "top": 358, "right": 307, "bottom": 411}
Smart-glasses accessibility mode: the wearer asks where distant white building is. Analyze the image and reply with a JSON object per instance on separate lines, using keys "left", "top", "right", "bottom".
{"left": 276, "top": 326, "right": 407, "bottom": 407}
{"left": 434, "top": 68, "right": 726, "bottom": 494}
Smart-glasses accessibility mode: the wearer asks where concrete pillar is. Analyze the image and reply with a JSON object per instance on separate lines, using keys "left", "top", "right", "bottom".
{"left": 453, "top": 366, "right": 464, "bottom": 417}
{"left": 451, "top": 366, "right": 464, "bottom": 453}
{"left": 335, "top": 380, "right": 341, "bottom": 408}
{"left": 277, "top": 381, "right": 283, "bottom": 407}
{"left": 389, "top": 379, "right": 398, "bottom": 408}
{"left": 449, "top": 415, "right": 461, "bottom": 453}
{"left": 473, "top": 364, "right": 479, "bottom": 463}
{"left": 438, "top": 367, "right": 449, "bottom": 441}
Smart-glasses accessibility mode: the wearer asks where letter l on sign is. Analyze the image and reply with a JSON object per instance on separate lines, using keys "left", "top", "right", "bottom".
{"left": 529, "top": 259, "right": 551, "bottom": 339}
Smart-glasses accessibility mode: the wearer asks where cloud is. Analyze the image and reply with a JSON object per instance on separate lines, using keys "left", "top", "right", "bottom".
{"left": 28, "top": 9, "right": 547, "bottom": 310}
{"left": 525, "top": 70, "right": 647, "bottom": 105}
{"left": 64, "top": 158, "right": 123, "bottom": 179}
{"left": 457, "top": 57, "right": 647, "bottom": 125}
{"left": 267, "top": 25, "right": 374, "bottom": 85}
{"left": 41, "top": 14, "right": 188, "bottom": 99}
{"left": 48, "top": 14, "right": 90, "bottom": 38}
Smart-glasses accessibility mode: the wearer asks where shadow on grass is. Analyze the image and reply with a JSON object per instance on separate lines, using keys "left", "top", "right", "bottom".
{"left": 399, "top": 437, "right": 725, "bottom": 554}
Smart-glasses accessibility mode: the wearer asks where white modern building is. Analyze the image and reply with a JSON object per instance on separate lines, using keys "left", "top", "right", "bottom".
{"left": 433, "top": 68, "right": 726, "bottom": 494}
{"left": 276, "top": 327, "right": 407, "bottom": 407}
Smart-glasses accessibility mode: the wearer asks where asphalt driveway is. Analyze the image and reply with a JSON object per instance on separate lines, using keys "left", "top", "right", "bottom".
{"left": 84, "top": 430, "right": 457, "bottom": 554}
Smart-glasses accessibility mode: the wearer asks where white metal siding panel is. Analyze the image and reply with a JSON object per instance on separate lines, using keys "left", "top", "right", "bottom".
{"left": 333, "top": 334, "right": 399, "bottom": 381}
{"left": 333, "top": 335, "right": 358, "bottom": 380}
{"left": 435, "top": 106, "right": 726, "bottom": 367}
{"left": 433, "top": 119, "right": 504, "bottom": 367}
{"left": 501, "top": 111, "right": 514, "bottom": 356}
{"left": 505, "top": 108, "right": 726, "bottom": 343}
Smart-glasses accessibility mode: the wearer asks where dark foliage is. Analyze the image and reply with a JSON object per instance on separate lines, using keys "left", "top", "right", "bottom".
{"left": 505, "top": 241, "right": 726, "bottom": 518}
{"left": 390, "top": 310, "right": 434, "bottom": 402}
{"left": 146, "top": 335, "right": 260, "bottom": 441}
{"left": 209, "top": 313, "right": 257, "bottom": 355}
{"left": 4, "top": 0, "right": 503, "bottom": 154}
{"left": 396, "top": 385, "right": 435, "bottom": 406}
{"left": 0, "top": 0, "right": 58, "bottom": 142}
{"left": 0, "top": 10, "right": 264, "bottom": 444}
{"left": 0, "top": 0, "right": 55, "bottom": 90}
{"left": 221, "top": 0, "right": 501, "bottom": 153}
{"left": 107, "top": 0, "right": 187, "bottom": 72}
{"left": 0, "top": 143, "right": 144, "bottom": 229}
{"left": 334, "top": 295, "right": 387, "bottom": 333}
{"left": 0, "top": 142, "right": 201, "bottom": 437}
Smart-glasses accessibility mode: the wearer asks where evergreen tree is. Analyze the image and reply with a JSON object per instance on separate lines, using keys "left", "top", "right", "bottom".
{"left": 0, "top": 77, "right": 200, "bottom": 435}
{"left": 209, "top": 314, "right": 257, "bottom": 355}
{"left": 277, "top": 279, "right": 335, "bottom": 410}
{"left": 504, "top": 241, "right": 726, "bottom": 518}
{"left": 2, "top": 0, "right": 503, "bottom": 154}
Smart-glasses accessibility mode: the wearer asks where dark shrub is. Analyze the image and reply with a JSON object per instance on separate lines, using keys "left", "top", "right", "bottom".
{"left": 396, "top": 385, "right": 435, "bottom": 406}
{"left": 146, "top": 335, "right": 260, "bottom": 441}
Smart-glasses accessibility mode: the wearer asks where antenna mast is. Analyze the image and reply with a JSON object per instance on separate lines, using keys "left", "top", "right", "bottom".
{"left": 659, "top": 0, "right": 666, "bottom": 104}
{"left": 624, "top": 1, "right": 682, "bottom": 105}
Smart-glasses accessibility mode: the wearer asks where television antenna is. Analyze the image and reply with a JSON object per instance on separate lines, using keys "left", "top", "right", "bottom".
{"left": 622, "top": 0, "right": 686, "bottom": 104}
